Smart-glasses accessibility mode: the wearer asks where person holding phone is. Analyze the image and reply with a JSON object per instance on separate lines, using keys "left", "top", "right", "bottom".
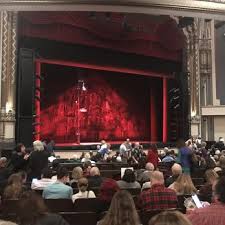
{"left": 187, "top": 176, "right": 225, "bottom": 225}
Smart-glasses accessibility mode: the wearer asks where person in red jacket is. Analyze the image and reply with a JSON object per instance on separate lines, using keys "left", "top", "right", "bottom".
{"left": 147, "top": 145, "right": 159, "bottom": 169}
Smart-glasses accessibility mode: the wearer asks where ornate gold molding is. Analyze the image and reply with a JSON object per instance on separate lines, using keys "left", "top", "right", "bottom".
{"left": 1, "top": 0, "right": 225, "bottom": 16}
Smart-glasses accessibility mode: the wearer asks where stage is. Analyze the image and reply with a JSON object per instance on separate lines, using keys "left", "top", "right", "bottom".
{"left": 16, "top": 12, "right": 189, "bottom": 147}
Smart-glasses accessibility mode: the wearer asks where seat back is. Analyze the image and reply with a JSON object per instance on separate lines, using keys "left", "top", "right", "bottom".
{"left": 73, "top": 198, "right": 99, "bottom": 212}
{"left": 1, "top": 199, "right": 20, "bottom": 215}
{"left": 60, "top": 212, "right": 98, "bottom": 225}
{"left": 44, "top": 199, "right": 74, "bottom": 212}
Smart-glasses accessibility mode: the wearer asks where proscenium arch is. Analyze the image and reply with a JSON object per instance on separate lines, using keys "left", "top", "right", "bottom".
{"left": 1, "top": 0, "right": 225, "bottom": 20}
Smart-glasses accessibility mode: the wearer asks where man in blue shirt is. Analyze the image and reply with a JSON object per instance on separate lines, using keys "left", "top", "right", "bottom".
{"left": 43, "top": 166, "right": 73, "bottom": 199}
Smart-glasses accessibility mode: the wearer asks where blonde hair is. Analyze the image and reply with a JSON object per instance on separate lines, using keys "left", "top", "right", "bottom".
{"left": 78, "top": 177, "right": 88, "bottom": 193}
{"left": 99, "top": 190, "right": 140, "bottom": 225}
{"left": 72, "top": 167, "right": 83, "bottom": 180}
{"left": 33, "top": 140, "right": 44, "bottom": 151}
{"left": 149, "top": 210, "right": 192, "bottom": 225}
{"left": 205, "top": 169, "right": 218, "bottom": 184}
{"left": 173, "top": 174, "right": 197, "bottom": 195}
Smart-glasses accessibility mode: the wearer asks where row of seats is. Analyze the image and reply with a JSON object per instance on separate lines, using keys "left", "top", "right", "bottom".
{"left": 1, "top": 194, "right": 212, "bottom": 215}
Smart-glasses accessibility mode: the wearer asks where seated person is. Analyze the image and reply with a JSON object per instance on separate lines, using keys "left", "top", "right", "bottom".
{"left": 70, "top": 166, "right": 83, "bottom": 188}
{"left": 72, "top": 177, "right": 95, "bottom": 202}
{"left": 162, "top": 149, "right": 176, "bottom": 163}
{"left": 18, "top": 191, "right": 69, "bottom": 225}
{"left": 31, "top": 168, "right": 55, "bottom": 190}
{"left": 117, "top": 169, "right": 141, "bottom": 189}
{"left": 88, "top": 167, "right": 103, "bottom": 188}
{"left": 42, "top": 166, "right": 73, "bottom": 199}
{"left": 138, "top": 171, "right": 177, "bottom": 210}
{"left": 97, "top": 178, "right": 120, "bottom": 212}
{"left": 168, "top": 174, "right": 197, "bottom": 195}
{"left": 3, "top": 173, "right": 26, "bottom": 200}
{"left": 199, "top": 169, "right": 218, "bottom": 197}
{"left": 0, "top": 157, "right": 11, "bottom": 182}
{"left": 165, "top": 163, "right": 182, "bottom": 187}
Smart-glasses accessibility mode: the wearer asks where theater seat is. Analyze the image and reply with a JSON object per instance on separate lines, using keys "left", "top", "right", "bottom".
{"left": 60, "top": 212, "right": 98, "bottom": 225}
{"left": 73, "top": 198, "right": 100, "bottom": 212}
{"left": 44, "top": 199, "right": 74, "bottom": 212}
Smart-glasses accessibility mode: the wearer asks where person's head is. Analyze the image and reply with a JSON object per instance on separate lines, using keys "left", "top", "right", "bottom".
{"left": 205, "top": 169, "right": 219, "bottom": 184}
{"left": 84, "top": 153, "right": 91, "bottom": 160}
{"left": 201, "top": 141, "right": 207, "bottom": 148}
{"left": 99, "top": 178, "right": 120, "bottom": 202}
{"left": 15, "top": 143, "right": 26, "bottom": 154}
{"left": 213, "top": 176, "right": 225, "bottom": 204}
{"left": 122, "top": 169, "right": 136, "bottom": 183}
{"left": 41, "top": 168, "right": 53, "bottom": 179}
{"left": 18, "top": 191, "right": 48, "bottom": 225}
{"left": 171, "top": 163, "right": 182, "bottom": 176}
{"left": 78, "top": 177, "right": 89, "bottom": 193}
{"left": 33, "top": 140, "right": 44, "bottom": 152}
{"left": 52, "top": 159, "right": 60, "bottom": 171}
{"left": 150, "top": 144, "right": 158, "bottom": 153}
{"left": 8, "top": 173, "right": 23, "bottom": 186}
{"left": 173, "top": 174, "right": 197, "bottom": 195}
{"left": 0, "top": 157, "right": 7, "bottom": 168}
{"left": 219, "top": 155, "right": 225, "bottom": 169}
{"left": 72, "top": 166, "right": 83, "bottom": 180}
{"left": 57, "top": 166, "right": 69, "bottom": 183}
{"left": 100, "top": 190, "right": 139, "bottom": 225}
{"left": 145, "top": 163, "right": 155, "bottom": 171}
{"left": 150, "top": 171, "right": 164, "bottom": 186}
{"left": 149, "top": 210, "right": 192, "bottom": 225}
{"left": 90, "top": 167, "right": 100, "bottom": 177}
{"left": 176, "top": 139, "right": 186, "bottom": 148}
{"left": 3, "top": 173, "right": 23, "bottom": 200}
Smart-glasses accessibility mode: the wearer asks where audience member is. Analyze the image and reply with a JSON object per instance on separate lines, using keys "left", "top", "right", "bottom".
{"left": 117, "top": 169, "right": 141, "bottom": 189}
{"left": 98, "top": 190, "right": 140, "bottom": 225}
{"left": 0, "top": 220, "right": 17, "bottom": 225}
{"left": 17, "top": 191, "right": 68, "bottom": 225}
{"left": 31, "top": 168, "right": 55, "bottom": 190}
{"left": 149, "top": 210, "right": 192, "bottom": 225}
{"left": 137, "top": 162, "right": 154, "bottom": 184}
{"left": 42, "top": 166, "right": 73, "bottom": 199}
{"left": 147, "top": 145, "right": 159, "bottom": 169}
{"left": 139, "top": 171, "right": 177, "bottom": 210}
{"left": 72, "top": 177, "right": 96, "bottom": 202}
{"left": 165, "top": 163, "right": 182, "bottom": 187}
{"left": 199, "top": 169, "right": 218, "bottom": 197}
{"left": 3, "top": 173, "right": 25, "bottom": 200}
{"left": 10, "top": 143, "right": 29, "bottom": 172}
{"left": 162, "top": 150, "right": 176, "bottom": 163}
{"left": 98, "top": 178, "right": 120, "bottom": 212}
{"left": 0, "top": 157, "right": 11, "bottom": 182}
{"left": 83, "top": 161, "right": 92, "bottom": 177}
{"left": 70, "top": 166, "right": 83, "bottom": 188}
{"left": 119, "top": 139, "right": 132, "bottom": 158}
{"left": 28, "top": 140, "right": 49, "bottom": 180}
{"left": 88, "top": 167, "right": 103, "bottom": 188}
{"left": 169, "top": 174, "right": 197, "bottom": 195}
{"left": 187, "top": 176, "right": 225, "bottom": 225}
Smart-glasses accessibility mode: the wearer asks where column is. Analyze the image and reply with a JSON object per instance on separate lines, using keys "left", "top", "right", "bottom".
{"left": 163, "top": 77, "right": 168, "bottom": 143}
{"left": 0, "top": 11, "right": 18, "bottom": 142}
{"left": 150, "top": 87, "right": 157, "bottom": 142}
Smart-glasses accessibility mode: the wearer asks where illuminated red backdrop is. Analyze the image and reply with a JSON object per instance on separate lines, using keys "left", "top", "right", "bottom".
{"left": 40, "top": 64, "right": 162, "bottom": 143}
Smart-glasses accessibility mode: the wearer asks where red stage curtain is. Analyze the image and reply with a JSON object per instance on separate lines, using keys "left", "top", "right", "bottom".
{"left": 19, "top": 12, "right": 184, "bottom": 62}
{"left": 40, "top": 65, "right": 161, "bottom": 143}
